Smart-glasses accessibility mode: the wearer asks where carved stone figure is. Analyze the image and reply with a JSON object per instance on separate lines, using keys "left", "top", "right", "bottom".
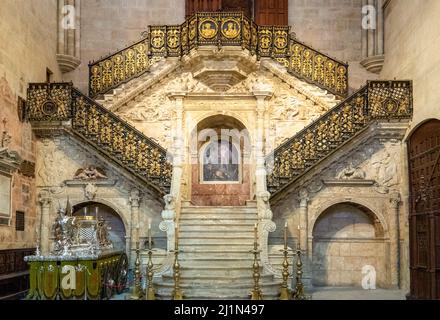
{"left": 74, "top": 165, "right": 108, "bottom": 180}
{"left": 337, "top": 162, "right": 366, "bottom": 180}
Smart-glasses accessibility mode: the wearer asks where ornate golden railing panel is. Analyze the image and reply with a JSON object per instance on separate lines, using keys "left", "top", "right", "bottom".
{"left": 266, "top": 81, "right": 413, "bottom": 196}
{"left": 89, "top": 12, "right": 349, "bottom": 98}
{"left": 26, "top": 83, "right": 172, "bottom": 195}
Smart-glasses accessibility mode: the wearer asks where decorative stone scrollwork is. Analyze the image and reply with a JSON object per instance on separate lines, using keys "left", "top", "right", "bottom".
{"left": 84, "top": 183, "right": 98, "bottom": 201}
{"left": 157, "top": 194, "right": 176, "bottom": 276}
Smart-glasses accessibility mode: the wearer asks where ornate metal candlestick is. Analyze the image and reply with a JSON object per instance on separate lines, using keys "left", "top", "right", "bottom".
{"left": 172, "top": 226, "right": 184, "bottom": 300}
{"left": 250, "top": 223, "right": 263, "bottom": 300}
{"left": 279, "top": 222, "right": 291, "bottom": 300}
{"left": 292, "top": 243, "right": 308, "bottom": 300}
{"left": 130, "top": 242, "right": 143, "bottom": 300}
{"left": 145, "top": 223, "right": 156, "bottom": 300}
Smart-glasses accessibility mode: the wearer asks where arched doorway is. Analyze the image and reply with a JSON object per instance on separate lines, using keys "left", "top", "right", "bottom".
{"left": 408, "top": 119, "right": 440, "bottom": 300}
{"left": 191, "top": 115, "right": 251, "bottom": 206}
{"left": 312, "top": 203, "right": 386, "bottom": 288}
{"left": 72, "top": 202, "right": 126, "bottom": 252}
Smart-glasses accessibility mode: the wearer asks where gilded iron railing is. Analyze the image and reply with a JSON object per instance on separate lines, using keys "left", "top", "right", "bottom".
{"left": 26, "top": 83, "right": 172, "bottom": 195}
{"left": 89, "top": 12, "right": 349, "bottom": 98}
{"left": 266, "top": 81, "right": 413, "bottom": 196}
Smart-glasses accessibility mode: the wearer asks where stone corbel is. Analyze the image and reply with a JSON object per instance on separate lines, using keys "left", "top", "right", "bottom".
{"left": 156, "top": 194, "right": 176, "bottom": 276}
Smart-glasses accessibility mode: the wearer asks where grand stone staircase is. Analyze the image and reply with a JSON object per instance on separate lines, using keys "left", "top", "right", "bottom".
{"left": 155, "top": 203, "right": 281, "bottom": 300}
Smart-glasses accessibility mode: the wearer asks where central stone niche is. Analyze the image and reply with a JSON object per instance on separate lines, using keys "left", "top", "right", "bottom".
{"left": 183, "top": 46, "right": 259, "bottom": 92}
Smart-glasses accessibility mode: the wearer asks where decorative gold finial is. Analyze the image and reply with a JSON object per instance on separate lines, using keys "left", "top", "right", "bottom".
{"left": 292, "top": 243, "right": 309, "bottom": 300}
{"left": 172, "top": 226, "right": 184, "bottom": 300}
{"left": 145, "top": 223, "right": 156, "bottom": 300}
{"left": 250, "top": 223, "right": 263, "bottom": 300}
{"left": 130, "top": 242, "right": 143, "bottom": 300}
{"left": 279, "top": 222, "right": 291, "bottom": 300}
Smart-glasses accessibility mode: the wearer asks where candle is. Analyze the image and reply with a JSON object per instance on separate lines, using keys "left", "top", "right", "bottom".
{"left": 148, "top": 222, "right": 152, "bottom": 250}
{"left": 297, "top": 225, "right": 301, "bottom": 250}
{"left": 284, "top": 222, "right": 288, "bottom": 249}
{"left": 175, "top": 226, "right": 179, "bottom": 250}
{"left": 95, "top": 207, "right": 99, "bottom": 220}
{"left": 84, "top": 207, "right": 88, "bottom": 217}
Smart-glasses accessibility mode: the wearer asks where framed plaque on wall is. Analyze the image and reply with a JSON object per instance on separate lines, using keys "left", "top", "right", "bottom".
{"left": 0, "top": 173, "right": 12, "bottom": 226}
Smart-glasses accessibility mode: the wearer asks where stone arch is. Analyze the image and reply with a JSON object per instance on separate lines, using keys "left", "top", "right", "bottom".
{"left": 310, "top": 199, "right": 388, "bottom": 238}
{"left": 311, "top": 201, "right": 388, "bottom": 288}
{"left": 404, "top": 118, "right": 440, "bottom": 142}
{"left": 190, "top": 114, "right": 252, "bottom": 206}
{"left": 71, "top": 199, "right": 128, "bottom": 252}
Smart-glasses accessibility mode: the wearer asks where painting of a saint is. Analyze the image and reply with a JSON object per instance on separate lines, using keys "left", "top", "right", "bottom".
{"left": 202, "top": 140, "right": 240, "bottom": 183}
{"left": 222, "top": 20, "right": 240, "bottom": 39}
{"left": 200, "top": 21, "right": 217, "bottom": 39}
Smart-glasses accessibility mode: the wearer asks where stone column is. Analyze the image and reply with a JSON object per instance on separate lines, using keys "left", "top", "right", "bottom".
{"left": 298, "top": 188, "right": 309, "bottom": 252}
{"left": 389, "top": 193, "right": 401, "bottom": 288}
{"left": 252, "top": 83, "right": 273, "bottom": 196}
{"left": 57, "top": 0, "right": 81, "bottom": 73}
{"left": 129, "top": 188, "right": 141, "bottom": 265}
{"left": 360, "top": 0, "right": 385, "bottom": 74}
{"left": 168, "top": 92, "right": 186, "bottom": 206}
{"left": 38, "top": 191, "right": 52, "bottom": 255}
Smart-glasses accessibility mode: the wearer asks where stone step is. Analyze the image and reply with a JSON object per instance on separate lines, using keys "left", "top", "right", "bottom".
{"left": 178, "top": 266, "right": 262, "bottom": 277}
{"left": 179, "top": 220, "right": 256, "bottom": 227}
{"left": 179, "top": 225, "right": 255, "bottom": 232}
{"left": 181, "top": 206, "right": 257, "bottom": 213}
{"left": 161, "top": 274, "right": 275, "bottom": 285}
{"left": 179, "top": 236, "right": 255, "bottom": 245}
{"left": 179, "top": 249, "right": 255, "bottom": 259}
{"left": 179, "top": 230, "right": 254, "bottom": 238}
{"left": 180, "top": 213, "right": 258, "bottom": 224}
{"left": 155, "top": 282, "right": 281, "bottom": 300}
{"left": 180, "top": 242, "right": 254, "bottom": 249}
{"left": 179, "top": 258, "right": 255, "bottom": 268}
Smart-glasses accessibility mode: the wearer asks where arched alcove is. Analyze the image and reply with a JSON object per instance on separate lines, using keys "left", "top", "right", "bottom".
{"left": 190, "top": 114, "right": 252, "bottom": 206}
{"left": 73, "top": 202, "right": 126, "bottom": 252}
{"left": 312, "top": 202, "right": 386, "bottom": 288}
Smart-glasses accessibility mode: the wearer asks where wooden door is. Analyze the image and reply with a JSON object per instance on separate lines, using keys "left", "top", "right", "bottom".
{"left": 186, "top": 0, "right": 253, "bottom": 18}
{"left": 254, "top": 0, "right": 288, "bottom": 25}
{"left": 408, "top": 119, "right": 440, "bottom": 300}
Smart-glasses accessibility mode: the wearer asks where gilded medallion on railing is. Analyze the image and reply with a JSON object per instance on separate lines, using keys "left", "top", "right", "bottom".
{"left": 89, "top": 12, "right": 349, "bottom": 98}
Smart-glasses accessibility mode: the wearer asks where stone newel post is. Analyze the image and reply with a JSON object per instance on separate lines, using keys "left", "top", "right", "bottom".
{"left": 389, "top": 192, "right": 401, "bottom": 288}
{"left": 38, "top": 191, "right": 52, "bottom": 255}
{"left": 253, "top": 83, "right": 277, "bottom": 275}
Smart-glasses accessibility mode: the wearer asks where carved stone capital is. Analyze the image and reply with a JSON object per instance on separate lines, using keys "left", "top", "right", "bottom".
{"left": 390, "top": 192, "right": 401, "bottom": 209}
{"left": 38, "top": 190, "right": 52, "bottom": 208}
{"left": 129, "top": 188, "right": 141, "bottom": 207}
{"left": 298, "top": 188, "right": 309, "bottom": 207}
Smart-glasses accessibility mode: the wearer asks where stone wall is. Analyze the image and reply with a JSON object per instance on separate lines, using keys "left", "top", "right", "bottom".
{"left": 380, "top": 0, "right": 440, "bottom": 130}
{"left": 35, "top": 135, "right": 165, "bottom": 258}
{"left": 0, "top": 0, "right": 62, "bottom": 251}
{"left": 64, "top": 0, "right": 375, "bottom": 93}
{"left": 64, "top": 0, "right": 186, "bottom": 92}
{"left": 288, "top": 0, "right": 377, "bottom": 90}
